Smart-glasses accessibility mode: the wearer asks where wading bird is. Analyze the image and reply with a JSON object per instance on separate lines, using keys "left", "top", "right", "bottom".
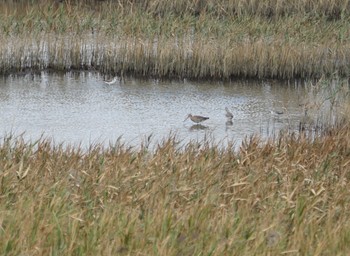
{"left": 104, "top": 77, "right": 118, "bottom": 85}
{"left": 270, "top": 110, "right": 284, "bottom": 115}
{"left": 184, "top": 114, "right": 209, "bottom": 124}
{"left": 225, "top": 107, "right": 233, "bottom": 119}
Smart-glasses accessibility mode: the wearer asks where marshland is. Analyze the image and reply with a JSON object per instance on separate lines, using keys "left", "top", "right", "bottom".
{"left": 1, "top": 0, "right": 350, "bottom": 255}
{"left": 1, "top": 0, "right": 350, "bottom": 79}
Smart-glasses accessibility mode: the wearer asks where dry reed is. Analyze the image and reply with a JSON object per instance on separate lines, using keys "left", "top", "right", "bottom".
{"left": 1, "top": 31, "right": 350, "bottom": 79}
{"left": 0, "top": 1, "right": 350, "bottom": 79}
{"left": 0, "top": 124, "right": 350, "bottom": 255}
{"left": 2, "top": 0, "right": 350, "bottom": 19}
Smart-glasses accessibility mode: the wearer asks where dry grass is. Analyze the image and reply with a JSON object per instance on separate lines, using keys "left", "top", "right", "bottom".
{"left": 1, "top": 27, "right": 350, "bottom": 79}
{"left": 1, "top": 124, "right": 350, "bottom": 255}
{"left": 2, "top": 0, "right": 350, "bottom": 19}
{"left": 1, "top": 2, "right": 349, "bottom": 254}
{"left": 0, "top": 1, "right": 350, "bottom": 79}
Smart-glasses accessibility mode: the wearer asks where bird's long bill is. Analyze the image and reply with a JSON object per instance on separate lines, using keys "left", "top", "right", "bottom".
{"left": 183, "top": 115, "right": 190, "bottom": 122}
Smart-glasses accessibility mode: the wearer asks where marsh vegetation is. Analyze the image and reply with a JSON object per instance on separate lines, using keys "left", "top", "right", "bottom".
{"left": 1, "top": 124, "right": 350, "bottom": 255}
{"left": 1, "top": 1, "right": 350, "bottom": 255}
{"left": 0, "top": 0, "right": 350, "bottom": 79}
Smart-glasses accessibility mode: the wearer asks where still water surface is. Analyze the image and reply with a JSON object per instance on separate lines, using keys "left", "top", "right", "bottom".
{"left": 0, "top": 72, "right": 314, "bottom": 149}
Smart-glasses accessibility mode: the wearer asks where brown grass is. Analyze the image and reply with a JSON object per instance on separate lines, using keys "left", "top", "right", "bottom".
{"left": 1, "top": 124, "right": 350, "bottom": 255}
{"left": 0, "top": 1, "right": 349, "bottom": 79}
{"left": 2, "top": 0, "right": 350, "bottom": 19}
{"left": 1, "top": 32, "right": 350, "bottom": 79}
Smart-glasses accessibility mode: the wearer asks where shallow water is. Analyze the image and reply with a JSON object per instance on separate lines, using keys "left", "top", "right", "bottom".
{"left": 0, "top": 71, "right": 335, "bottom": 149}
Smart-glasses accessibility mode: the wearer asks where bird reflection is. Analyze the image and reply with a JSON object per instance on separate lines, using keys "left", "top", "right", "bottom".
{"left": 226, "top": 119, "right": 233, "bottom": 126}
{"left": 189, "top": 124, "right": 209, "bottom": 131}
{"left": 225, "top": 107, "right": 234, "bottom": 130}
{"left": 225, "top": 119, "right": 233, "bottom": 131}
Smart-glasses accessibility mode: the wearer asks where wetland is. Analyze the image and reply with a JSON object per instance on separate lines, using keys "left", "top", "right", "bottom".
{"left": 1, "top": 1, "right": 350, "bottom": 255}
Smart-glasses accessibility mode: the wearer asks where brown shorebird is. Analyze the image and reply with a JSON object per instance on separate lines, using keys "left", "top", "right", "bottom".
{"left": 184, "top": 114, "right": 209, "bottom": 124}
{"left": 225, "top": 107, "right": 233, "bottom": 119}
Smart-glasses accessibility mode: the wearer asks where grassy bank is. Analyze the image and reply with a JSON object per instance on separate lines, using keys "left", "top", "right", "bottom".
{"left": 0, "top": 1, "right": 350, "bottom": 79}
{"left": 0, "top": 124, "right": 350, "bottom": 255}
{"left": 2, "top": 0, "right": 350, "bottom": 19}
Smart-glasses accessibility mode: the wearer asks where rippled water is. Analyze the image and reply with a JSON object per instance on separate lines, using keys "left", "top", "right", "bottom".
{"left": 0, "top": 71, "right": 332, "bottom": 149}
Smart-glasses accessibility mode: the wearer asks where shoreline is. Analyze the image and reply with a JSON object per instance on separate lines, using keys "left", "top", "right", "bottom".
{"left": 0, "top": 1, "right": 349, "bottom": 80}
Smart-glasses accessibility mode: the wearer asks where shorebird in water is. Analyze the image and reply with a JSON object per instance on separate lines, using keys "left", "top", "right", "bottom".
{"left": 225, "top": 107, "right": 233, "bottom": 119}
{"left": 104, "top": 77, "right": 119, "bottom": 85}
{"left": 184, "top": 114, "right": 209, "bottom": 124}
{"left": 270, "top": 110, "right": 284, "bottom": 115}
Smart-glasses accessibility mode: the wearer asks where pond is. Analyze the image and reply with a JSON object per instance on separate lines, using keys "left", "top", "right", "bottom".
{"left": 0, "top": 71, "right": 338, "bottom": 149}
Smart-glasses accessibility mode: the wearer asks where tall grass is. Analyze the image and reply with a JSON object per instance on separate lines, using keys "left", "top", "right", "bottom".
{"left": 1, "top": 124, "right": 350, "bottom": 255}
{"left": 1, "top": 31, "right": 350, "bottom": 79}
{"left": 0, "top": 0, "right": 350, "bottom": 79}
{"left": 2, "top": 0, "right": 350, "bottom": 19}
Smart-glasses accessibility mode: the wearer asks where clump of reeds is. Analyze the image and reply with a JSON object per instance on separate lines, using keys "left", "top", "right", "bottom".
{"left": 1, "top": 31, "right": 350, "bottom": 79}
{"left": 1, "top": 124, "right": 350, "bottom": 255}
{"left": 0, "top": 0, "right": 350, "bottom": 79}
{"left": 2, "top": 0, "right": 350, "bottom": 19}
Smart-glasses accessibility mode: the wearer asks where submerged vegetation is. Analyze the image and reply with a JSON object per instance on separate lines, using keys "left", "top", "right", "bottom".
{"left": 0, "top": 124, "right": 350, "bottom": 255}
{"left": 0, "top": 0, "right": 350, "bottom": 79}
